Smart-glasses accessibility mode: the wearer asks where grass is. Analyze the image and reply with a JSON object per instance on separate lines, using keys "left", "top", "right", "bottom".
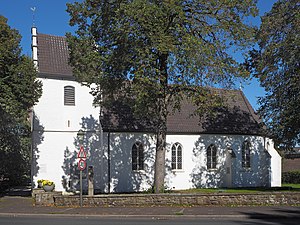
{"left": 282, "top": 183, "right": 300, "bottom": 189}
{"left": 171, "top": 185, "right": 300, "bottom": 194}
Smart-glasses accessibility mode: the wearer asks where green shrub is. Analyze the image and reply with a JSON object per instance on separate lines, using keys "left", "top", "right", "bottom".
{"left": 282, "top": 171, "right": 300, "bottom": 184}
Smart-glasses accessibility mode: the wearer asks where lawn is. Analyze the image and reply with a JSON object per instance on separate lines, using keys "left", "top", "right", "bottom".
{"left": 171, "top": 184, "right": 300, "bottom": 194}
{"left": 282, "top": 183, "right": 300, "bottom": 189}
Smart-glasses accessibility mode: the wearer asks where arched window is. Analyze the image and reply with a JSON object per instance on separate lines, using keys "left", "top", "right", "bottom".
{"left": 207, "top": 144, "right": 217, "bottom": 169}
{"left": 171, "top": 142, "right": 183, "bottom": 170}
{"left": 64, "top": 86, "right": 75, "bottom": 105}
{"left": 242, "top": 140, "right": 251, "bottom": 168}
{"left": 132, "top": 142, "right": 144, "bottom": 171}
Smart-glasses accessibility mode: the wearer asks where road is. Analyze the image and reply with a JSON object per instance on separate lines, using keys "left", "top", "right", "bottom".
{"left": 0, "top": 216, "right": 299, "bottom": 225}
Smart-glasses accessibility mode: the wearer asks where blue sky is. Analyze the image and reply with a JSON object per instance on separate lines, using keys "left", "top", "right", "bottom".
{"left": 1, "top": 0, "right": 277, "bottom": 110}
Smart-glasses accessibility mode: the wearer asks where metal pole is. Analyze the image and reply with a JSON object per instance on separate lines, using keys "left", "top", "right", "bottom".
{"left": 80, "top": 170, "right": 83, "bottom": 207}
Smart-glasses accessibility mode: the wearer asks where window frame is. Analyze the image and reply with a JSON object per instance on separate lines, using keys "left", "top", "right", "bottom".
{"left": 132, "top": 141, "right": 144, "bottom": 171}
{"left": 171, "top": 142, "right": 183, "bottom": 171}
{"left": 207, "top": 144, "right": 217, "bottom": 170}
{"left": 242, "top": 140, "right": 251, "bottom": 169}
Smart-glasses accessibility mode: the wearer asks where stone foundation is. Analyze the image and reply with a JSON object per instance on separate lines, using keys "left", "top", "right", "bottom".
{"left": 52, "top": 192, "right": 300, "bottom": 207}
{"left": 32, "top": 188, "right": 62, "bottom": 206}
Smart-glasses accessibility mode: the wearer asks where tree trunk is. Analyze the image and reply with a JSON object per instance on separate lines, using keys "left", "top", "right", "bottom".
{"left": 154, "top": 125, "right": 167, "bottom": 193}
{"left": 154, "top": 53, "right": 168, "bottom": 193}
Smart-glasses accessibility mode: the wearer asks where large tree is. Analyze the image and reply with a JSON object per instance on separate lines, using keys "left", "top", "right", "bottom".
{"left": 66, "top": 0, "right": 258, "bottom": 193}
{"left": 0, "top": 15, "right": 42, "bottom": 188}
{"left": 246, "top": 0, "right": 300, "bottom": 150}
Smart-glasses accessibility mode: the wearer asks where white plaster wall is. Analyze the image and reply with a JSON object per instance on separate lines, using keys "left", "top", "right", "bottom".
{"left": 33, "top": 78, "right": 99, "bottom": 132}
{"left": 265, "top": 138, "right": 282, "bottom": 187}
{"left": 32, "top": 78, "right": 101, "bottom": 193}
{"left": 106, "top": 133, "right": 156, "bottom": 193}
{"left": 102, "top": 133, "right": 281, "bottom": 193}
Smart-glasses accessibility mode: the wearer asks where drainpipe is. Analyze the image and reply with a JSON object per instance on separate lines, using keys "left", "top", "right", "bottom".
{"left": 30, "top": 110, "right": 35, "bottom": 191}
{"left": 107, "top": 131, "right": 111, "bottom": 193}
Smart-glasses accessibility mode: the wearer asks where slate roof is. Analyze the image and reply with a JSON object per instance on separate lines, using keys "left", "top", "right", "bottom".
{"left": 37, "top": 33, "right": 73, "bottom": 79}
{"left": 35, "top": 32, "right": 263, "bottom": 135}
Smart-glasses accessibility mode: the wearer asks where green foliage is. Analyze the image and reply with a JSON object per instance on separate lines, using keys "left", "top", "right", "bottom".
{"left": 282, "top": 171, "right": 300, "bottom": 184}
{"left": 246, "top": 0, "right": 300, "bottom": 149}
{"left": 66, "top": 0, "right": 258, "bottom": 192}
{"left": 66, "top": 0, "right": 258, "bottom": 113}
{"left": 0, "top": 15, "right": 42, "bottom": 187}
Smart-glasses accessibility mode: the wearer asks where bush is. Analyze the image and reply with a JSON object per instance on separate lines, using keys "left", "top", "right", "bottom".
{"left": 282, "top": 171, "right": 300, "bottom": 184}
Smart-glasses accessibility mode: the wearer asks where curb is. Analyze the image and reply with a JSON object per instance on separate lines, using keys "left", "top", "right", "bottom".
{"left": 0, "top": 212, "right": 296, "bottom": 219}
{"left": 0, "top": 212, "right": 250, "bottom": 219}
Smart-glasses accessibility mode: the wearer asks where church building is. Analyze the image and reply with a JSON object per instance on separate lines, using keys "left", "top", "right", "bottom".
{"left": 31, "top": 27, "right": 282, "bottom": 194}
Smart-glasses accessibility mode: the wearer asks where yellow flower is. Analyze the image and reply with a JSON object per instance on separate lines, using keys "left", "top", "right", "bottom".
{"left": 41, "top": 180, "right": 55, "bottom": 186}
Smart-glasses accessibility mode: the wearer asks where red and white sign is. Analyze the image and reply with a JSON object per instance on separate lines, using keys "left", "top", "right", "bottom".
{"left": 78, "top": 158, "right": 87, "bottom": 171}
{"left": 77, "top": 146, "right": 87, "bottom": 159}
{"left": 77, "top": 145, "right": 87, "bottom": 171}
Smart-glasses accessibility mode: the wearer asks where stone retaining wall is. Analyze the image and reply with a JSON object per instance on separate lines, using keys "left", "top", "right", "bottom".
{"left": 53, "top": 192, "right": 300, "bottom": 207}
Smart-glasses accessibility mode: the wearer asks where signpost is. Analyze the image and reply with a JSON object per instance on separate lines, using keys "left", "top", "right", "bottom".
{"left": 77, "top": 145, "right": 86, "bottom": 207}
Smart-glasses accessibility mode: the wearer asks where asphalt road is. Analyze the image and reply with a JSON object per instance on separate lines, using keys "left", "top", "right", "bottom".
{"left": 0, "top": 216, "right": 299, "bottom": 225}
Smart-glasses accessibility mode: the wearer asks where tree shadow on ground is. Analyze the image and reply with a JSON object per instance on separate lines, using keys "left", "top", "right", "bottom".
{"left": 236, "top": 208, "right": 300, "bottom": 225}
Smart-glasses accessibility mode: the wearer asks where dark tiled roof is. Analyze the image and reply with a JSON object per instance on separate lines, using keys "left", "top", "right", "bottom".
{"left": 37, "top": 33, "right": 73, "bottom": 78}
{"left": 101, "top": 89, "right": 264, "bottom": 135}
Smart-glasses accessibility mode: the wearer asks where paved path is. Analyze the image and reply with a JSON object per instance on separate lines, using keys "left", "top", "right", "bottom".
{"left": 0, "top": 196, "right": 300, "bottom": 219}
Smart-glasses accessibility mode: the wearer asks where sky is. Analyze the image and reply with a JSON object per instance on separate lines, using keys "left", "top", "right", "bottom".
{"left": 0, "top": 0, "right": 278, "bottom": 110}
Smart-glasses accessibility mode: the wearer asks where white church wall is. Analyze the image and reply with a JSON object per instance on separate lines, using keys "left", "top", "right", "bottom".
{"left": 102, "top": 133, "right": 280, "bottom": 193}
{"left": 32, "top": 78, "right": 101, "bottom": 193}
{"left": 265, "top": 138, "right": 282, "bottom": 187}
{"left": 107, "top": 132, "right": 156, "bottom": 193}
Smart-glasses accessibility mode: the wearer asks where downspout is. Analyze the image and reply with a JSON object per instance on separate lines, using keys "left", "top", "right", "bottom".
{"left": 30, "top": 110, "right": 35, "bottom": 191}
{"left": 107, "top": 131, "right": 111, "bottom": 193}
{"left": 98, "top": 117, "right": 104, "bottom": 193}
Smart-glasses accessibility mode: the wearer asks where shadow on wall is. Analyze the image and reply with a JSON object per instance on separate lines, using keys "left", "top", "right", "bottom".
{"left": 190, "top": 134, "right": 271, "bottom": 188}
{"left": 109, "top": 133, "right": 156, "bottom": 193}
{"left": 61, "top": 115, "right": 102, "bottom": 193}
{"left": 191, "top": 135, "right": 230, "bottom": 188}
{"left": 32, "top": 114, "right": 44, "bottom": 187}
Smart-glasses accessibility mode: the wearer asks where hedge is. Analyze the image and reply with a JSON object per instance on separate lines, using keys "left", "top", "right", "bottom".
{"left": 282, "top": 171, "right": 300, "bottom": 184}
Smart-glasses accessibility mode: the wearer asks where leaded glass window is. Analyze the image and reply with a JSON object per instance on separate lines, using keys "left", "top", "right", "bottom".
{"left": 242, "top": 140, "right": 251, "bottom": 168}
{"left": 171, "top": 142, "right": 183, "bottom": 170}
{"left": 207, "top": 144, "right": 217, "bottom": 169}
{"left": 132, "top": 142, "right": 144, "bottom": 171}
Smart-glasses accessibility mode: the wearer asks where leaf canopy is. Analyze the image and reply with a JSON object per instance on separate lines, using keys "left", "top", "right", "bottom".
{"left": 247, "top": 0, "right": 300, "bottom": 149}
{"left": 67, "top": 0, "right": 258, "bottom": 120}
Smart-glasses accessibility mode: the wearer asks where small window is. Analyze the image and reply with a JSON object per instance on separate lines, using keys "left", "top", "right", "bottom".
{"left": 64, "top": 86, "right": 75, "bottom": 106}
{"left": 207, "top": 144, "right": 217, "bottom": 169}
{"left": 132, "top": 142, "right": 144, "bottom": 171}
{"left": 171, "top": 142, "right": 183, "bottom": 170}
{"left": 242, "top": 140, "right": 251, "bottom": 168}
